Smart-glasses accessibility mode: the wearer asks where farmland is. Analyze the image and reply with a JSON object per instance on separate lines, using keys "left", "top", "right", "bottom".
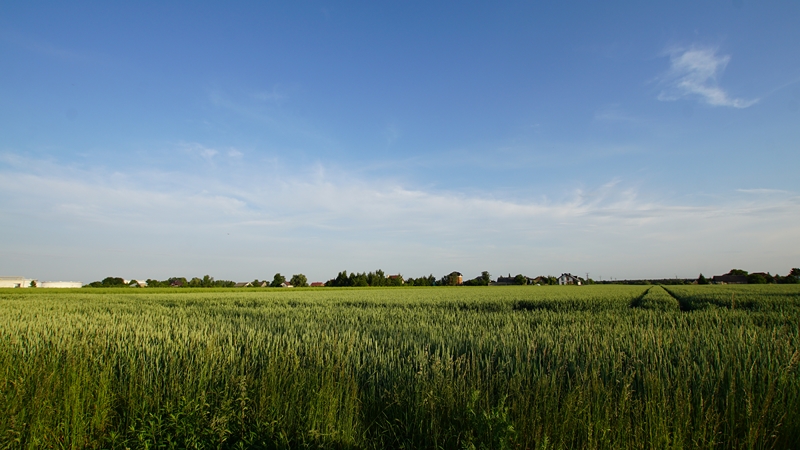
{"left": 1, "top": 285, "right": 798, "bottom": 449}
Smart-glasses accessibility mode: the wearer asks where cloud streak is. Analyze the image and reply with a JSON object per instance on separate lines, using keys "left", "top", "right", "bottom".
{"left": 658, "top": 46, "right": 758, "bottom": 108}
{"left": 1, "top": 152, "right": 798, "bottom": 282}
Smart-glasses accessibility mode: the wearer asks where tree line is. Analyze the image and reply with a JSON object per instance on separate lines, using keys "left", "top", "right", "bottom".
{"left": 84, "top": 268, "right": 800, "bottom": 288}
{"left": 696, "top": 268, "right": 800, "bottom": 285}
{"left": 86, "top": 271, "right": 498, "bottom": 288}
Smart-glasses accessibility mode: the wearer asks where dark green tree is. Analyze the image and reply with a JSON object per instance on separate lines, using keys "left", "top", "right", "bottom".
{"left": 365, "top": 270, "right": 386, "bottom": 287}
{"left": 697, "top": 274, "right": 709, "bottom": 285}
{"left": 326, "top": 271, "right": 351, "bottom": 287}
{"left": 350, "top": 272, "right": 368, "bottom": 287}
{"left": 145, "top": 278, "right": 163, "bottom": 288}
{"left": 407, "top": 274, "right": 436, "bottom": 286}
{"left": 747, "top": 273, "right": 767, "bottom": 284}
{"left": 789, "top": 268, "right": 800, "bottom": 283}
{"left": 289, "top": 274, "right": 308, "bottom": 287}
{"left": 270, "top": 273, "right": 286, "bottom": 287}
{"left": 101, "top": 277, "right": 127, "bottom": 287}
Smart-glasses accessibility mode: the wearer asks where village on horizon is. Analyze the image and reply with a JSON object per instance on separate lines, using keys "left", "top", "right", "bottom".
{"left": 2, "top": 268, "right": 798, "bottom": 289}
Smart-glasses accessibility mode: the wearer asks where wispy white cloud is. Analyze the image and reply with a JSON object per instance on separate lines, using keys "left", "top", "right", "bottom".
{"left": 185, "top": 143, "right": 218, "bottom": 160}
{"left": 658, "top": 46, "right": 758, "bottom": 108}
{"left": 180, "top": 142, "right": 244, "bottom": 162}
{"left": 736, "top": 188, "right": 790, "bottom": 195}
{"left": 1, "top": 151, "right": 798, "bottom": 282}
{"left": 253, "top": 85, "right": 290, "bottom": 103}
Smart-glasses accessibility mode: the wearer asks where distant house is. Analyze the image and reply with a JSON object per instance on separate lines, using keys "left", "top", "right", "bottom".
{"left": 0, "top": 276, "right": 37, "bottom": 288}
{"left": 0, "top": 277, "right": 82, "bottom": 288}
{"left": 128, "top": 280, "right": 147, "bottom": 288}
{"left": 494, "top": 274, "right": 516, "bottom": 286}
{"left": 749, "top": 272, "right": 772, "bottom": 282}
{"left": 558, "top": 273, "right": 581, "bottom": 285}
{"left": 531, "top": 276, "right": 547, "bottom": 285}
{"left": 280, "top": 282, "right": 294, "bottom": 288}
{"left": 493, "top": 275, "right": 539, "bottom": 286}
{"left": 310, "top": 282, "right": 325, "bottom": 287}
{"left": 388, "top": 275, "right": 405, "bottom": 284}
{"left": 40, "top": 281, "right": 83, "bottom": 288}
{"left": 234, "top": 282, "right": 252, "bottom": 288}
{"left": 711, "top": 275, "right": 747, "bottom": 284}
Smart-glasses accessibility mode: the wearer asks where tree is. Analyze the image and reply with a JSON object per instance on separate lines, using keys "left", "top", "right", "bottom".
{"left": 727, "top": 269, "right": 748, "bottom": 276}
{"left": 101, "top": 277, "right": 126, "bottom": 287}
{"left": 776, "top": 268, "right": 799, "bottom": 283}
{"left": 29, "top": 280, "right": 37, "bottom": 288}
{"left": 481, "top": 271, "right": 491, "bottom": 285}
{"left": 513, "top": 274, "right": 527, "bottom": 285}
{"left": 697, "top": 274, "right": 709, "bottom": 285}
{"left": 290, "top": 274, "right": 308, "bottom": 288}
{"left": 350, "top": 272, "right": 368, "bottom": 287}
{"left": 270, "top": 273, "right": 286, "bottom": 287}
{"left": 747, "top": 273, "right": 767, "bottom": 284}
{"left": 405, "top": 274, "right": 435, "bottom": 286}
{"left": 326, "top": 271, "right": 351, "bottom": 287}
{"left": 366, "top": 270, "right": 387, "bottom": 287}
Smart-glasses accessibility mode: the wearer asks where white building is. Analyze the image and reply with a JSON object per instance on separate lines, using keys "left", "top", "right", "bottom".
{"left": 557, "top": 273, "right": 582, "bottom": 285}
{"left": 40, "top": 281, "right": 83, "bottom": 288}
{"left": 0, "top": 276, "right": 37, "bottom": 288}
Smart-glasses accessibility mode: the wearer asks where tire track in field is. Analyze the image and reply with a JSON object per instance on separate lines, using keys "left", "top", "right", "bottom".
{"left": 628, "top": 286, "right": 653, "bottom": 309}
{"left": 630, "top": 286, "right": 682, "bottom": 312}
{"left": 660, "top": 286, "right": 692, "bottom": 311}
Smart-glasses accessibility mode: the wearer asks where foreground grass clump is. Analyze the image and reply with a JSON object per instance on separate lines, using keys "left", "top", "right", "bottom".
{"left": 0, "top": 285, "right": 798, "bottom": 449}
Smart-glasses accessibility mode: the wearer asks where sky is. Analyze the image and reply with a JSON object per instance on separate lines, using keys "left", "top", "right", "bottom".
{"left": 1, "top": 1, "right": 799, "bottom": 283}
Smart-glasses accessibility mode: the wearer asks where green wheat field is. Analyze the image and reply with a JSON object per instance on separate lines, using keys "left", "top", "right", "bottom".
{"left": 1, "top": 285, "right": 798, "bottom": 449}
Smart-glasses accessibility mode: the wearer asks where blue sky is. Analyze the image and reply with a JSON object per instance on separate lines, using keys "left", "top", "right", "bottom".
{"left": 1, "top": 1, "right": 799, "bottom": 283}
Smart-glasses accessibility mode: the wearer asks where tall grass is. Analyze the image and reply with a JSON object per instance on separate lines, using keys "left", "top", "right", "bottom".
{"left": 0, "top": 285, "right": 798, "bottom": 448}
